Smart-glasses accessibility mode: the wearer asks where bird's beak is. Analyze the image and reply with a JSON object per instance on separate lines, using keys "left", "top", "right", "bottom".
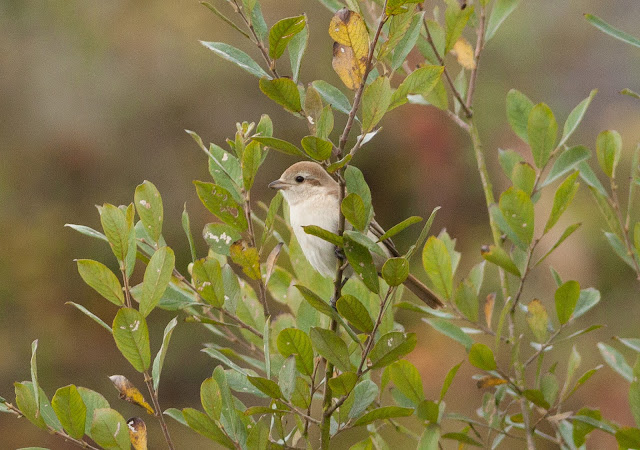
{"left": 268, "top": 179, "right": 289, "bottom": 190}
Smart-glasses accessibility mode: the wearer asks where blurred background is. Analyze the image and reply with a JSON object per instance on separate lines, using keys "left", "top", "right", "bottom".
{"left": 1, "top": 0, "right": 639, "bottom": 447}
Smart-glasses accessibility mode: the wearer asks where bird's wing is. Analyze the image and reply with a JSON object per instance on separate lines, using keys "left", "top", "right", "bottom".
{"left": 369, "top": 218, "right": 400, "bottom": 257}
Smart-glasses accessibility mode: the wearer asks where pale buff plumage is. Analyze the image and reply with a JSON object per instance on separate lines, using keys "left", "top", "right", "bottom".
{"left": 269, "top": 161, "right": 443, "bottom": 309}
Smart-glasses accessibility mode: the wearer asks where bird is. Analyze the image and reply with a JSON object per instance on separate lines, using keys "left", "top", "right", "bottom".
{"left": 268, "top": 161, "right": 444, "bottom": 309}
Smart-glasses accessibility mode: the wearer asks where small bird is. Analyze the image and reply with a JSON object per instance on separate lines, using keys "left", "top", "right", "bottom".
{"left": 268, "top": 161, "right": 444, "bottom": 309}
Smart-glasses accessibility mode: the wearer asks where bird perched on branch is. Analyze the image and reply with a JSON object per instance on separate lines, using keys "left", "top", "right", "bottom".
{"left": 269, "top": 161, "right": 444, "bottom": 309}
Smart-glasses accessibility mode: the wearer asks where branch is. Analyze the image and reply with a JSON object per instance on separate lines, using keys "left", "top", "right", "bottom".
{"left": 143, "top": 372, "right": 175, "bottom": 450}
{"left": 231, "top": 0, "right": 279, "bottom": 78}
{"left": 418, "top": 3, "right": 473, "bottom": 119}
{"left": 465, "top": 4, "right": 486, "bottom": 109}
{"left": 243, "top": 189, "right": 270, "bottom": 316}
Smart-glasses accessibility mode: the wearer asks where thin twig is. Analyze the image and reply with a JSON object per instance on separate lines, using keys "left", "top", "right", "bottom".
{"left": 243, "top": 189, "right": 270, "bottom": 316}
{"left": 610, "top": 178, "right": 640, "bottom": 279}
{"left": 465, "top": 4, "right": 486, "bottom": 109}
{"left": 143, "top": 372, "right": 176, "bottom": 450}
{"left": 121, "top": 268, "right": 132, "bottom": 308}
{"left": 418, "top": 3, "right": 473, "bottom": 119}
{"left": 231, "top": 0, "right": 279, "bottom": 78}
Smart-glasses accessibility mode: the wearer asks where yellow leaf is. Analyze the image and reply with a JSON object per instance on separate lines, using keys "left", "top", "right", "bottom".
{"left": 127, "top": 417, "right": 148, "bottom": 450}
{"left": 332, "top": 43, "right": 363, "bottom": 90}
{"left": 229, "top": 241, "right": 261, "bottom": 280}
{"left": 328, "top": 8, "right": 369, "bottom": 88}
{"left": 109, "top": 375, "right": 155, "bottom": 415}
{"left": 452, "top": 37, "right": 476, "bottom": 70}
{"left": 476, "top": 376, "right": 507, "bottom": 389}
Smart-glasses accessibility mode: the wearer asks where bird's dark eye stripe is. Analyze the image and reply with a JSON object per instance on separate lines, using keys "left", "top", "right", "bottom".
{"left": 295, "top": 175, "right": 304, "bottom": 183}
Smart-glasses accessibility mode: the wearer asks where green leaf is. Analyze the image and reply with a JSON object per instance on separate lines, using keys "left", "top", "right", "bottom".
{"left": 301, "top": 135, "right": 332, "bottom": 161}
{"left": 481, "top": 244, "right": 521, "bottom": 276}
{"left": 526, "top": 299, "right": 549, "bottom": 343}
{"left": 469, "top": 343, "right": 497, "bottom": 370}
{"left": 405, "top": 207, "right": 440, "bottom": 261}
{"left": 598, "top": 342, "right": 633, "bottom": 382}
{"left": 66, "top": 302, "right": 113, "bottom": 333}
{"left": 362, "top": 76, "right": 392, "bottom": 132}
{"left": 342, "top": 193, "right": 368, "bottom": 231}
{"left": 391, "top": 12, "right": 423, "bottom": 70}
{"left": 14, "top": 382, "right": 45, "bottom": 430}
{"left": 555, "top": 280, "right": 580, "bottom": 325}
{"left": 418, "top": 424, "right": 441, "bottom": 450}
{"left": 295, "top": 284, "right": 335, "bottom": 318}
{"left": 616, "top": 337, "right": 640, "bottom": 353}
{"left": 251, "top": 136, "right": 304, "bottom": 157}
{"left": 348, "top": 380, "right": 379, "bottom": 419}
{"left": 605, "top": 231, "right": 637, "bottom": 270}
{"left": 440, "top": 361, "right": 462, "bottom": 402}
{"left": 182, "top": 205, "right": 197, "bottom": 262}
{"left": 596, "top": 129, "right": 622, "bottom": 178}
{"left": 385, "top": 0, "right": 422, "bottom": 16}
{"left": 382, "top": 257, "right": 410, "bottom": 286}
{"left": 51, "top": 385, "right": 86, "bottom": 439}
{"left": 201, "top": 41, "right": 270, "bottom": 79}
{"left": 329, "top": 372, "right": 358, "bottom": 397}
{"left": 194, "top": 181, "right": 248, "bottom": 231}
{"left": 152, "top": 316, "right": 178, "bottom": 392}
{"left": 269, "top": 15, "right": 306, "bottom": 59}
{"left": 442, "top": 432, "right": 483, "bottom": 447}
{"left": 77, "top": 388, "right": 109, "bottom": 437}
{"left": 182, "top": 407, "right": 235, "bottom": 448}
{"left": 203, "top": 223, "right": 242, "bottom": 256}
{"left": 498, "top": 187, "right": 534, "bottom": 248}
{"left": 246, "top": 417, "right": 270, "bottom": 449}
{"left": 344, "top": 234, "right": 379, "bottom": 293}
{"left": 65, "top": 223, "right": 108, "bottom": 242}
{"left": 259, "top": 77, "right": 302, "bottom": 114}
{"left": 528, "top": 102, "right": 558, "bottom": 169}
{"left": 112, "top": 308, "right": 151, "bottom": 372}
{"left": 542, "top": 145, "right": 591, "bottom": 187}
{"left": 75, "top": 260, "right": 124, "bottom": 307}
{"left": 485, "top": 0, "right": 521, "bottom": 41}
{"left": 522, "top": 389, "right": 550, "bottom": 409}
{"left": 345, "top": 166, "right": 372, "bottom": 221}
{"left": 511, "top": 162, "right": 536, "bottom": 195}
{"left": 316, "top": 104, "right": 334, "bottom": 139}
{"left": 584, "top": 14, "right": 640, "bottom": 48}
{"left": 454, "top": 280, "right": 478, "bottom": 322}
{"left": 444, "top": 3, "right": 473, "bottom": 53}
{"left": 498, "top": 148, "right": 525, "bottom": 180}
{"left": 353, "top": 406, "right": 414, "bottom": 426}
{"left": 134, "top": 180, "right": 163, "bottom": 242}
{"left": 424, "top": 318, "right": 473, "bottom": 350}
{"left": 90, "top": 408, "right": 130, "bottom": 450}
{"left": 506, "top": 89, "right": 534, "bottom": 143}
{"left": 630, "top": 382, "right": 640, "bottom": 428}
{"left": 310, "top": 327, "right": 353, "bottom": 372}
{"left": 289, "top": 25, "right": 308, "bottom": 83}
{"left": 369, "top": 332, "right": 417, "bottom": 369}
{"left": 545, "top": 172, "right": 580, "bottom": 233}
{"left": 559, "top": 89, "right": 597, "bottom": 147}
{"left": 468, "top": 261, "right": 486, "bottom": 296}
{"left": 616, "top": 427, "right": 640, "bottom": 449}
{"left": 99, "top": 203, "right": 132, "bottom": 264}
{"left": 336, "top": 294, "right": 374, "bottom": 333}
{"left": 302, "top": 225, "right": 343, "bottom": 248}
{"left": 241, "top": 140, "right": 262, "bottom": 191}
{"left": 422, "top": 236, "right": 453, "bottom": 299}
{"left": 277, "top": 328, "right": 314, "bottom": 376}
{"left": 139, "top": 246, "right": 175, "bottom": 317}
{"left": 389, "top": 66, "right": 443, "bottom": 110}
{"left": 202, "top": 2, "right": 251, "bottom": 39}
{"left": 389, "top": 360, "right": 424, "bottom": 406}
{"left": 164, "top": 408, "right": 187, "bottom": 426}
{"left": 247, "top": 376, "right": 283, "bottom": 399}
{"left": 581, "top": 162, "right": 609, "bottom": 197}
{"left": 376, "top": 216, "right": 422, "bottom": 242}
{"left": 192, "top": 257, "right": 225, "bottom": 307}
{"left": 311, "top": 80, "right": 352, "bottom": 115}
{"left": 248, "top": 1, "right": 268, "bottom": 41}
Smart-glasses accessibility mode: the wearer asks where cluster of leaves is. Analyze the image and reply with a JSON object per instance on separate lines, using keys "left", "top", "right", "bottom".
{"left": 3, "top": 0, "right": 640, "bottom": 449}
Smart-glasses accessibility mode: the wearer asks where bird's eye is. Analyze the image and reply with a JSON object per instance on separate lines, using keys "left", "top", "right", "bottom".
{"left": 295, "top": 175, "right": 304, "bottom": 183}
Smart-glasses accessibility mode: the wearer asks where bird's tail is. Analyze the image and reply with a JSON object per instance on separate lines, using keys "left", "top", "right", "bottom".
{"left": 404, "top": 274, "right": 445, "bottom": 309}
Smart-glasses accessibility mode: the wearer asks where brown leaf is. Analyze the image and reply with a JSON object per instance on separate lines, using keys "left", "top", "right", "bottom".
{"left": 127, "top": 417, "right": 148, "bottom": 450}
{"left": 484, "top": 292, "right": 495, "bottom": 329}
{"left": 109, "top": 375, "right": 154, "bottom": 415}
{"left": 264, "top": 242, "right": 284, "bottom": 286}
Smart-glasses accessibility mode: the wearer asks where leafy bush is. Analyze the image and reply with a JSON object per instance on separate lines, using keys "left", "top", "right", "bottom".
{"left": 2, "top": 1, "right": 640, "bottom": 449}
